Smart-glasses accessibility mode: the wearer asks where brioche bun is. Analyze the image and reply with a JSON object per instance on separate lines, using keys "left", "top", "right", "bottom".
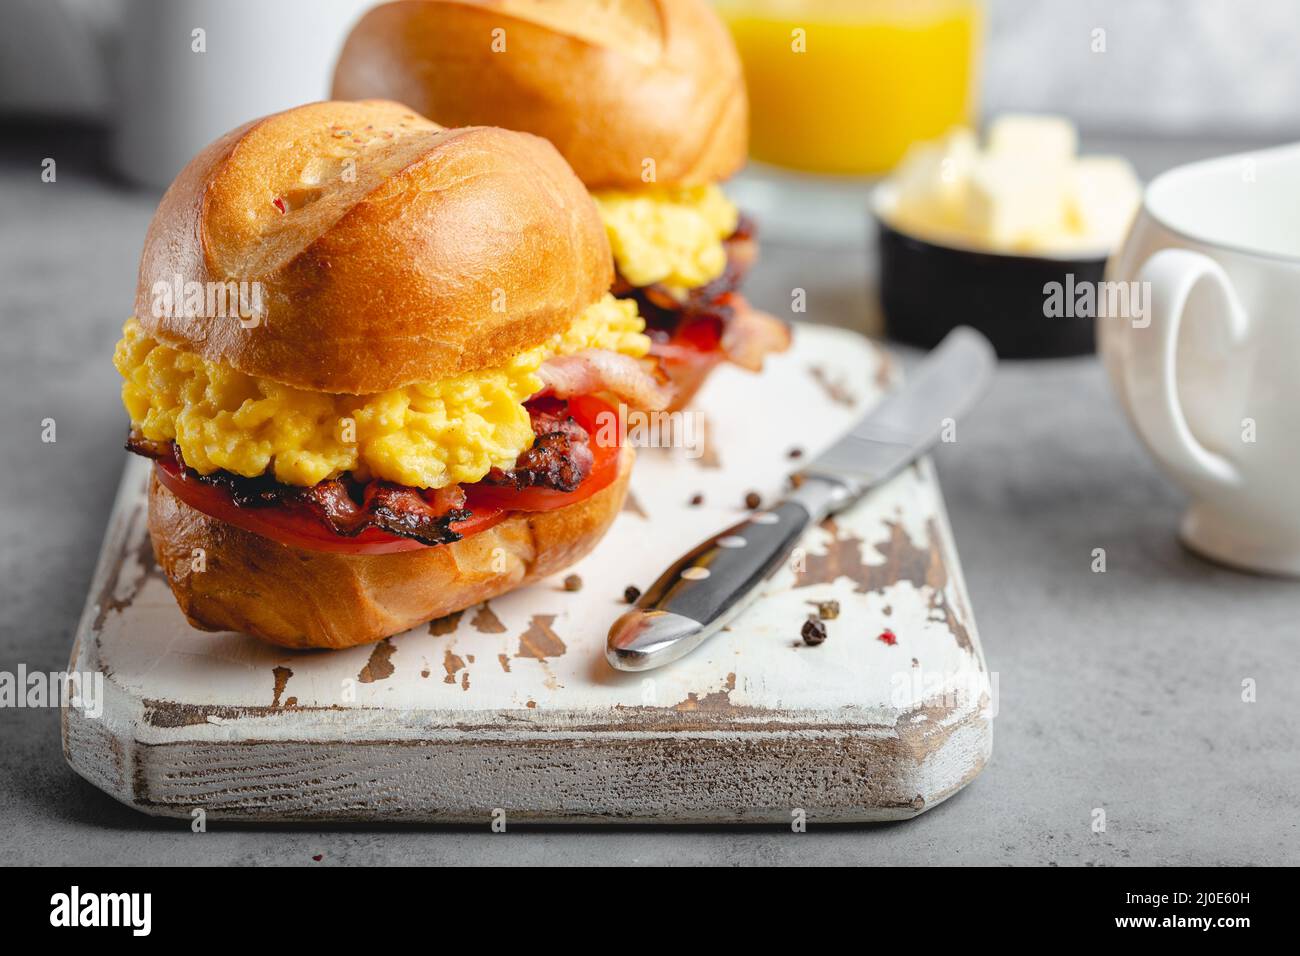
{"left": 147, "top": 445, "right": 634, "bottom": 649}
{"left": 134, "top": 99, "right": 612, "bottom": 394}
{"left": 331, "top": 0, "right": 747, "bottom": 191}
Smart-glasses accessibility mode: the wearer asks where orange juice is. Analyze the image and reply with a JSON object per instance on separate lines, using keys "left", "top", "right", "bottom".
{"left": 717, "top": 0, "right": 983, "bottom": 174}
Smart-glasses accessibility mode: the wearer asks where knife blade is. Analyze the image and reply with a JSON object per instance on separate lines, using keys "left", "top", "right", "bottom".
{"left": 605, "top": 326, "right": 995, "bottom": 672}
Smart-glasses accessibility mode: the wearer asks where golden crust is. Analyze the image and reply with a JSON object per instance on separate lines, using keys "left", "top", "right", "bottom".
{"left": 147, "top": 446, "right": 635, "bottom": 649}
{"left": 134, "top": 100, "right": 612, "bottom": 394}
{"left": 331, "top": 0, "right": 748, "bottom": 190}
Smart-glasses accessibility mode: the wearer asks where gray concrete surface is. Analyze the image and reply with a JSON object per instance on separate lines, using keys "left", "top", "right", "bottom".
{"left": 1, "top": 129, "right": 1297, "bottom": 865}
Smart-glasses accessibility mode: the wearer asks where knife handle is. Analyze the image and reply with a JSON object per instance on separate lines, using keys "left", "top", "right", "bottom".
{"left": 606, "top": 478, "right": 847, "bottom": 672}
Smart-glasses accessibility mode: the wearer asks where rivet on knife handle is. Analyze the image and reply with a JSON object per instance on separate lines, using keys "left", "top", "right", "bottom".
{"left": 605, "top": 478, "right": 845, "bottom": 672}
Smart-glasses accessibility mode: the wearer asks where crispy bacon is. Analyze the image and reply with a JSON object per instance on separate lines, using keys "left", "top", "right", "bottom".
{"left": 527, "top": 399, "right": 590, "bottom": 442}
{"left": 126, "top": 432, "right": 471, "bottom": 546}
{"left": 353, "top": 481, "right": 470, "bottom": 542}
{"left": 485, "top": 432, "right": 593, "bottom": 492}
{"left": 123, "top": 432, "right": 172, "bottom": 460}
{"left": 483, "top": 399, "right": 594, "bottom": 492}
{"left": 721, "top": 296, "right": 792, "bottom": 372}
{"left": 201, "top": 472, "right": 471, "bottom": 546}
{"left": 537, "top": 350, "right": 672, "bottom": 411}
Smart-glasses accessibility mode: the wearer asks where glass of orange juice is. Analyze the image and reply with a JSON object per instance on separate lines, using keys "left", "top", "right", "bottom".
{"left": 716, "top": 0, "right": 983, "bottom": 175}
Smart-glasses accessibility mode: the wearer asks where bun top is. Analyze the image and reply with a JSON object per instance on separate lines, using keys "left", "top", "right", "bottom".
{"left": 331, "top": 0, "right": 748, "bottom": 190}
{"left": 134, "top": 99, "right": 612, "bottom": 394}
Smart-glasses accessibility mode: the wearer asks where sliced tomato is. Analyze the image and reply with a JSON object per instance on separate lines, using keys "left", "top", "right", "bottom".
{"left": 675, "top": 306, "right": 727, "bottom": 353}
{"left": 152, "top": 395, "right": 621, "bottom": 555}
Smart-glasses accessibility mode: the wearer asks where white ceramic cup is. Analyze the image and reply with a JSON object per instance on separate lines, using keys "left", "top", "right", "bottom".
{"left": 1101, "top": 142, "right": 1300, "bottom": 576}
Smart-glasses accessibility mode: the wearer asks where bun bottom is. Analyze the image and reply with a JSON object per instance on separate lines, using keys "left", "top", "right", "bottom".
{"left": 147, "top": 446, "right": 634, "bottom": 649}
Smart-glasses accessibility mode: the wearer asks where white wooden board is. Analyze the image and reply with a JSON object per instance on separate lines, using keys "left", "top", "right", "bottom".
{"left": 63, "top": 324, "right": 992, "bottom": 823}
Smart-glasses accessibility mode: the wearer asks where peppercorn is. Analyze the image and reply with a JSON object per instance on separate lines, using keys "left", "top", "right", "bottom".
{"left": 801, "top": 617, "right": 828, "bottom": 646}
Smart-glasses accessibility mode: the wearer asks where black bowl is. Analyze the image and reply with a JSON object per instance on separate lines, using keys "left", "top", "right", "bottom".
{"left": 873, "top": 196, "right": 1109, "bottom": 358}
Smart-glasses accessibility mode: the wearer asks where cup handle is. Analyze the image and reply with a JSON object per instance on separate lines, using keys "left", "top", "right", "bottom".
{"left": 1126, "top": 248, "right": 1248, "bottom": 488}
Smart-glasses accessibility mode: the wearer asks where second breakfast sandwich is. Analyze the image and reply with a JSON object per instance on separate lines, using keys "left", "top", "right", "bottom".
{"left": 332, "top": 0, "right": 791, "bottom": 408}
{"left": 113, "top": 100, "right": 666, "bottom": 649}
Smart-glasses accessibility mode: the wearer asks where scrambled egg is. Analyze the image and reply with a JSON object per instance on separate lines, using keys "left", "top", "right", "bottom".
{"left": 114, "top": 295, "right": 648, "bottom": 489}
{"left": 593, "top": 184, "right": 738, "bottom": 294}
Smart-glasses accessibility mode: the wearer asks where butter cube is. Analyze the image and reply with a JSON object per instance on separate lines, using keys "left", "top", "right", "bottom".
{"left": 890, "top": 128, "right": 977, "bottom": 236}
{"left": 965, "top": 154, "right": 1070, "bottom": 250}
{"left": 986, "top": 114, "right": 1078, "bottom": 166}
{"left": 886, "top": 114, "right": 1138, "bottom": 253}
{"left": 1069, "top": 156, "right": 1142, "bottom": 247}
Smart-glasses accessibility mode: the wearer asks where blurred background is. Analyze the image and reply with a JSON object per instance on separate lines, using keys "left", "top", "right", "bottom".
{"left": 1, "top": 0, "right": 1294, "bottom": 330}
{"left": 4, "top": 0, "right": 1296, "bottom": 170}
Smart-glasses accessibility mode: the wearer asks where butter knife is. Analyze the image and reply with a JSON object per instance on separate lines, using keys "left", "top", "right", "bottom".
{"left": 605, "top": 326, "right": 995, "bottom": 672}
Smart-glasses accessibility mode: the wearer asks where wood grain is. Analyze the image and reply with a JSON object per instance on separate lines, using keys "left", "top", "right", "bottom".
{"left": 64, "top": 325, "right": 993, "bottom": 823}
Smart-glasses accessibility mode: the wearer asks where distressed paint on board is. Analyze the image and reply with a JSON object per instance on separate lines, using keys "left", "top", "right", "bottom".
{"left": 63, "top": 325, "right": 993, "bottom": 823}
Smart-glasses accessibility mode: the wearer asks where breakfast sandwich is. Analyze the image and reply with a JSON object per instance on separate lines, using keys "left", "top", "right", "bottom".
{"left": 113, "top": 100, "right": 667, "bottom": 649}
{"left": 331, "top": 0, "right": 791, "bottom": 409}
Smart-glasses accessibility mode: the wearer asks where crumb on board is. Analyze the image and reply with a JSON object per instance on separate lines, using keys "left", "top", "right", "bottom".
{"left": 806, "top": 599, "right": 840, "bottom": 620}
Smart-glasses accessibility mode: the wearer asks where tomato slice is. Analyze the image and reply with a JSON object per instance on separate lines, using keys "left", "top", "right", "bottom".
{"left": 152, "top": 395, "right": 622, "bottom": 555}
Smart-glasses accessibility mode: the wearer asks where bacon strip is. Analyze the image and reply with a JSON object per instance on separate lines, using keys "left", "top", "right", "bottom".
{"left": 484, "top": 432, "right": 593, "bottom": 492}
{"left": 214, "top": 473, "right": 472, "bottom": 546}
{"left": 126, "top": 432, "right": 471, "bottom": 546}
{"left": 720, "top": 296, "right": 792, "bottom": 372}
{"left": 537, "top": 350, "right": 672, "bottom": 411}
{"left": 482, "top": 400, "right": 594, "bottom": 492}
{"left": 352, "top": 481, "right": 470, "bottom": 542}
